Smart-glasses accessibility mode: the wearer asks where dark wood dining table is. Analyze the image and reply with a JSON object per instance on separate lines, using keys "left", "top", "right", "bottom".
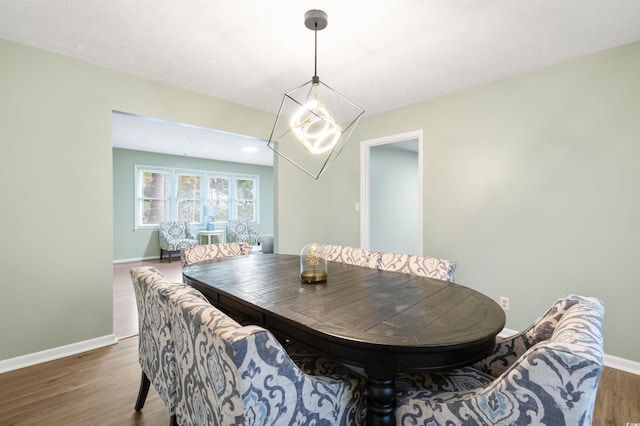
{"left": 182, "top": 253, "right": 505, "bottom": 426}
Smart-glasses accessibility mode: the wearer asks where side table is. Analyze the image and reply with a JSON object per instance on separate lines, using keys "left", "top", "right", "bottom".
{"left": 198, "top": 230, "right": 226, "bottom": 245}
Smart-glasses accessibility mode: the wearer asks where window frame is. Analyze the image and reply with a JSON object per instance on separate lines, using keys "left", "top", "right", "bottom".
{"left": 175, "top": 169, "right": 205, "bottom": 224}
{"left": 135, "top": 166, "right": 173, "bottom": 230}
{"left": 233, "top": 174, "right": 260, "bottom": 221}
{"left": 134, "top": 165, "right": 260, "bottom": 231}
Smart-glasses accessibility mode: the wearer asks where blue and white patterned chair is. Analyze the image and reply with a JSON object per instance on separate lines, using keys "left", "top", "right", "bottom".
{"left": 130, "top": 266, "right": 209, "bottom": 426}
{"left": 180, "top": 242, "right": 252, "bottom": 267}
{"left": 394, "top": 295, "right": 605, "bottom": 425}
{"left": 159, "top": 221, "right": 199, "bottom": 263}
{"left": 180, "top": 242, "right": 254, "bottom": 326}
{"left": 167, "top": 289, "right": 367, "bottom": 426}
{"left": 226, "top": 219, "right": 261, "bottom": 246}
{"left": 376, "top": 252, "right": 457, "bottom": 282}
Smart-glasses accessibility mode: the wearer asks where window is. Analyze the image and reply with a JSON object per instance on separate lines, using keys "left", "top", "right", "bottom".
{"left": 176, "top": 172, "right": 202, "bottom": 223}
{"left": 235, "top": 176, "right": 257, "bottom": 220}
{"left": 207, "top": 175, "right": 230, "bottom": 222}
{"left": 139, "top": 169, "right": 170, "bottom": 225}
{"left": 135, "top": 166, "right": 259, "bottom": 230}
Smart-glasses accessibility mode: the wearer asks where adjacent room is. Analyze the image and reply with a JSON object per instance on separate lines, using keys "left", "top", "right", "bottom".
{"left": 1, "top": 1, "right": 639, "bottom": 424}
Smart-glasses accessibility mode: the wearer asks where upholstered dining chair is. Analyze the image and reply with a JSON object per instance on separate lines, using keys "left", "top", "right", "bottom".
{"left": 376, "top": 252, "right": 457, "bottom": 282}
{"left": 130, "top": 266, "right": 208, "bottom": 426}
{"left": 166, "top": 288, "right": 367, "bottom": 426}
{"left": 323, "top": 244, "right": 380, "bottom": 268}
{"left": 226, "top": 219, "right": 261, "bottom": 246}
{"left": 158, "top": 221, "right": 199, "bottom": 263}
{"left": 180, "top": 242, "right": 251, "bottom": 267}
{"left": 394, "top": 294, "right": 605, "bottom": 425}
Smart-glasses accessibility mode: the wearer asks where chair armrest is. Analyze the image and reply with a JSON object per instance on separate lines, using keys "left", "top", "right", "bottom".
{"left": 184, "top": 223, "right": 196, "bottom": 239}
{"left": 397, "top": 342, "right": 603, "bottom": 425}
{"left": 229, "top": 327, "right": 367, "bottom": 425}
{"left": 471, "top": 332, "right": 533, "bottom": 377}
{"left": 158, "top": 230, "right": 170, "bottom": 248}
{"left": 473, "top": 294, "right": 598, "bottom": 377}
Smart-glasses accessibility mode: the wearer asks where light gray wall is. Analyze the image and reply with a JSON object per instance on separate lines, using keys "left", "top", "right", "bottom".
{"left": 0, "top": 38, "right": 274, "bottom": 361}
{"left": 113, "top": 148, "right": 274, "bottom": 261}
{"left": 276, "top": 41, "right": 640, "bottom": 363}
{"left": 370, "top": 147, "right": 419, "bottom": 254}
{"left": 2, "top": 36, "right": 639, "bottom": 366}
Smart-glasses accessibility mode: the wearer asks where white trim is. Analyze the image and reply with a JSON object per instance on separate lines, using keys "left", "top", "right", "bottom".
{"left": 113, "top": 255, "right": 161, "bottom": 264}
{"left": 498, "top": 327, "right": 640, "bottom": 376}
{"left": 360, "top": 130, "right": 424, "bottom": 254}
{"left": 604, "top": 354, "right": 640, "bottom": 376}
{"left": 0, "top": 335, "right": 117, "bottom": 374}
{"left": 498, "top": 327, "right": 519, "bottom": 338}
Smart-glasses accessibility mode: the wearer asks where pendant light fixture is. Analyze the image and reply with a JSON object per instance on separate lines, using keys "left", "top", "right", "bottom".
{"left": 268, "top": 9, "right": 365, "bottom": 180}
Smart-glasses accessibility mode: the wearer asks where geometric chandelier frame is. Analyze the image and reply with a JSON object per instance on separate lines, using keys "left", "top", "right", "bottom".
{"left": 267, "top": 9, "right": 365, "bottom": 179}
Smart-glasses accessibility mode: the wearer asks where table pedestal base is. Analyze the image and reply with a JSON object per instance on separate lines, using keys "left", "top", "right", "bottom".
{"left": 366, "top": 377, "right": 396, "bottom": 426}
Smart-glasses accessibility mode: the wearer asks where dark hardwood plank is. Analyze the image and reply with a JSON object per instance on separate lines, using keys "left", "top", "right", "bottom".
{"left": 593, "top": 366, "right": 640, "bottom": 425}
{"left": 0, "top": 337, "right": 169, "bottom": 426}
{"left": 183, "top": 254, "right": 505, "bottom": 351}
{"left": 113, "top": 259, "right": 183, "bottom": 339}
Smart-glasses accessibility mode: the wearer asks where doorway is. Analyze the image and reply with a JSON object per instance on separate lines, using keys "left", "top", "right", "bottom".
{"left": 360, "top": 130, "right": 423, "bottom": 255}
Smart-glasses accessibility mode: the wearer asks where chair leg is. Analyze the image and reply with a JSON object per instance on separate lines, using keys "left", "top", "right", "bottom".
{"left": 135, "top": 371, "right": 151, "bottom": 411}
{"left": 170, "top": 414, "right": 178, "bottom": 426}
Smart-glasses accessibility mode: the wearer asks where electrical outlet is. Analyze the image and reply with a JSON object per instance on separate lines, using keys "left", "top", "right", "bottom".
{"left": 499, "top": 296, "right": 510, "bottom": 311}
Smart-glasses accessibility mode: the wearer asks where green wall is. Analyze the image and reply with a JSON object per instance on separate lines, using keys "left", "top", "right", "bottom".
{"left": 113, "top": 148, "right": 274, "bottom": 261}
{"left": 2, "top": 36, "right": 639, "bottom": 366}
{"left": 0, "top": 38, "right": 274, "bottom": 361}
{"left": 276, "top": 42, "right": 640, "bottom": 363}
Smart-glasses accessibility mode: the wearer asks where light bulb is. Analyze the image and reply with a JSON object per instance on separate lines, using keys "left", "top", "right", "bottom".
{"left": 289, "top": 85, "right": 342, "bottom": 155}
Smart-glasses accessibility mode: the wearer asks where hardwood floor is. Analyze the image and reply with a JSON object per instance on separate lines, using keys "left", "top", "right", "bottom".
{"left": 0, "top": 259, "right": 637, "bottom": 425}
{"left": 113, "top": 259, "right": 183, "bottom": 339}
{"left": 595, "top": 366, "right": 640, "bottom": 425}
{"left": 0, "top": 337, "right": 168, "bottom": 426}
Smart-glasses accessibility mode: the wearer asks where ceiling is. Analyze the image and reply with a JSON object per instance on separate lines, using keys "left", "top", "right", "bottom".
{"left": 111, "top": 111, "right": 275, "bottom": 166}
{"left": 3, "top": 0, "right": 640, "bottom": 165}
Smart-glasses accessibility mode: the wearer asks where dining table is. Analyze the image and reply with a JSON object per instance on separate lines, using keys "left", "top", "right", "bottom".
{"left": 182, "top": 253, "right": 505, "bottom": 426}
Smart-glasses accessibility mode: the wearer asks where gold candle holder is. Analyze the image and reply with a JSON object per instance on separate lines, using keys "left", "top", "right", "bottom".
{"left": 300, "top": 243, "right": 328, "bottom": 283}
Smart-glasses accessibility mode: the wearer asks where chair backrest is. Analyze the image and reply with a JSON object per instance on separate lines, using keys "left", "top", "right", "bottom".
{"left": 395, "top": 295, "right": 604, "bottom": 426}
{"left": 323, "top": 245, "right": 457, "bottom": 282}
{"left": 226, "top": 219, "right": 260, "bottom": 245}
{"left": 376, "top": 252, "right": 457, "bottom": 282}
{"left": 159, "top": 221, "right": 195, "bottom": 242}
{"left": 168, "top": 290, "right": 365, "bottom": 426}
{"left": 130, "top": 266, "right": 208, "bottom": 414}
{"left": 180, "top": 242, "right": 251, "bottom": 267}
{"left": 323, "top": 244, "right": 380, "bottom": 269}
{"left": 484, "top": 296, "right": 605, "bottom": 425}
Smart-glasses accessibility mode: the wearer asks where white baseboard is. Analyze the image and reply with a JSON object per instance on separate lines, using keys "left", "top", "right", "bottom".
{"left": 113, "top": 255, "right": 159, "bottom": 264}
{"left": 0, "top": 334, "right": 117, "bottom": 374}
{"left": 604, "top": 354, "right": 640, "bottom": 376}
{"left": 499, "top": 327, "right": 640, "bottom": 376}
{"left": 498, "top": 327, "right": 519, "bottom": 338}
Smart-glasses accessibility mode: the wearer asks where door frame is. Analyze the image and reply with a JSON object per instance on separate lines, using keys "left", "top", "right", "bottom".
{"left": 360, "top": 130, "right": 423, "bottom": 254}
